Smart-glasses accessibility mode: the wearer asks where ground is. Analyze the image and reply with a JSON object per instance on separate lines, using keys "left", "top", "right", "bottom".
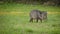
{"left": 0, "top": 3, "right": 60, "bottom": 34}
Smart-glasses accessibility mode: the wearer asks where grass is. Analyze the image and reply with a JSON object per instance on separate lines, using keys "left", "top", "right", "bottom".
{"left": 0, "top": 3, "right": 60, "bottom": 12}
{"left": 0, "top": 3, "right": 60, "bottom": 34}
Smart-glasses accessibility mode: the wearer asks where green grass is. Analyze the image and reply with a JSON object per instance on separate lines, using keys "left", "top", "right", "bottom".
{"left": 0, "top": 3, "right": 60, "bottom": 12}
{"left": 0, "top": 3, "right": 60, "bottom": 34}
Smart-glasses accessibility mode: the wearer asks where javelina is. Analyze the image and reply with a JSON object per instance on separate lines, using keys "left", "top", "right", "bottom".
{"left": 29, "top": 10, "right": 47, "bottom": 22}
{"left": 29, "top": 10, "right": 43, "bottom": 22}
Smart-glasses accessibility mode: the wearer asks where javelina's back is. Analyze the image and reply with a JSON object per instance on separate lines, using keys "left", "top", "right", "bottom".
{"left": 30, "top": 10, "right": 41, "bottom": 19}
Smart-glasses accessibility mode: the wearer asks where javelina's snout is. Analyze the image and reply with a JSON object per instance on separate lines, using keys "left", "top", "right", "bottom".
{"left": 41, "top": 11, "right": 47, "bottom": 20}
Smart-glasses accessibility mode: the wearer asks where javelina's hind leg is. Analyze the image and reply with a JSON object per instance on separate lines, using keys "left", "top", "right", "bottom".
{"left": 30, "top": 18, "right": 33, "bottom": 22}
{"left": 39, "top": 18, "right": 42, "bottom": 23}
{"left": 40, "top": 19, "right": 42, "bottom": 23}
{"left": 36, "top": 18, "right": 38, "bottom": 22}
